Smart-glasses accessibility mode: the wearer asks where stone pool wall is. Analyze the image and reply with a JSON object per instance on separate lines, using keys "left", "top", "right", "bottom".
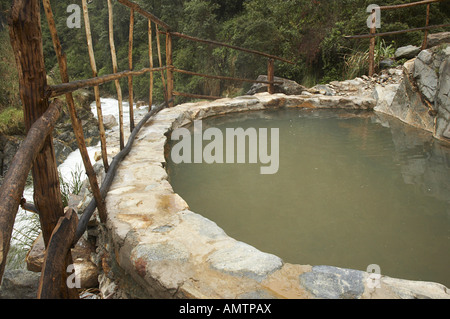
{"left": 99, "top": 92, "right": 449, "bottom": 299}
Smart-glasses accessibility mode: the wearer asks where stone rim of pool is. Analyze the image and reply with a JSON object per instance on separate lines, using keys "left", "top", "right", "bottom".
{"left": 102, "top": 92, "right": 450, "bottom": 299}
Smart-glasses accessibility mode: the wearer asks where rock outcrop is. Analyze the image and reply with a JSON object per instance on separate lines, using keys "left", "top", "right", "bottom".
{"left": 374, "top": 44, "right": 450, "bottom": 141}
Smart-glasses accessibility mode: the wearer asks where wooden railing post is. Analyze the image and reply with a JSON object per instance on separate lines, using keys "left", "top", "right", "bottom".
{"left": 108, "top": 0, "right": 125, "bottom": 150}
{"left": 9, "top": 0, "right": 65, "bottom": 248}
{"left": 148, "top": 20, "right": 154, "bottom": 109}
{"left": 166, "top": 32, "right": 174, "bottom": 107}
{"left": 43, "top": 0, "right": 107, "bottom": 224}
{"left": 422, "top": 3, "right": 431, "bottom": 49}
{"left": 81, "top": 0, "right": 109, "bottom": 173}
{"left": 128, "top": 8, "right": 135, "bottom": 132}
{"left": 267, "top": 58, "right": 275, "bottom": 94}
{"left": 368, "top": 9, "right": 377, "bottom": 77}
{"left": 155, "top": 25, "right": 168, "bottom": 104}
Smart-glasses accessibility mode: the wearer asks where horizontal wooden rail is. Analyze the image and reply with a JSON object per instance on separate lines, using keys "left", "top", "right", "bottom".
{"left": 47, "top": 66, "right": 170, "bottom": 98}
{"left": 0, "top": 99, "right": 62, "bottom": 283}
{"left": 345, "top": 23, "right": 450, "bottom": 39}
{"left": 173, "top": 68, "right": 283, "bottom": 85}
{"left": 173, "top": 91, "right": 222, "bottom": 100}
{"left": 161, "top": 31, "right": 295, "bottom": 65}
{"left": 117, "top": 0, "right": 171, "bottom": 30}
{"left": 379, "top": 0, "right": 444, "bottom": 10}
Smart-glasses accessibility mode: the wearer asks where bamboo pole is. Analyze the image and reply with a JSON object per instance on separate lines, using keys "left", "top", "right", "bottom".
{"left": 47, "top": 66, "right": 170, "bottom": 98}
{"left": 82, "top": 0, "right": 109, "bottom": 173}
{"left": 155, "top": 24, "right": 168, "bottom": 104}
{"left": 166, "top": 32, "right": 174, "bottom": 107}
{"left": 42, "top": 0, "right": 107, "bottom": 224}
{"left": 267, "top": 58, "right": 275, "bottom": 94}
{"left": 422, "top": 4, "right": 431, "bottom": 50}
{"left": 0, "top": 99, "right": 62, "bottom": 285}
{"left": 148, "top": 19, "right": 154, "bottom": 109}
{"left": 128, "top": 8, "right": 135, "bottom": 132}
{"left": 108, "top": 0, "right": 125, "bottom": 150}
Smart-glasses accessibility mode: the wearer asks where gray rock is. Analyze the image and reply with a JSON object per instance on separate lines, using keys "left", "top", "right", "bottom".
{"left": 427, "top": 32, "right": 450, "bottom": 48}
{"left": 310, "top": 84, "right": 336, "bottom": 96}
{"left": 103, "top": 114, "right": 118, "bottom": 130}
{"left": 435, "top": 56, "right": 450, "bottom": 140}
{"left": 246, "top": 75, "right": 307, "bottom": 96}
{"left": 395, "top": 45, "right": 421, "bottom": 59}
{"left": 207, "top": 241, "right": 283, "bottom": 282}
{"left": 299, "top": 266, "right": 365, "bottom": 299}
{"left": 379, "top": 58, "right": 395, "bottom": 69}
{"left": 414, "top": 58, "right": 439, "bottom": 102}
{"left": 417, "top": 49, "right": 433, "bottom": 65}
{"left": 0, "top": 269, "right": 40, "bottom": 299}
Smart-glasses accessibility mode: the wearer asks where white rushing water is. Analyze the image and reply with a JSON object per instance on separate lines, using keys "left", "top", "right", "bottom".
{"left": 12, "top": 98, "right": 139, "bottom": 250}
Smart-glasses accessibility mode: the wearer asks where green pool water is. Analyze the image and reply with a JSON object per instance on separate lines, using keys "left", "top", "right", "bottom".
{"left": 166, "top": 108, "right": 450, "bottom": 287}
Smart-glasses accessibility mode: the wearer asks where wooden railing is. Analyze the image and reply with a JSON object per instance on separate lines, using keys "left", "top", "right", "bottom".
{"left": 345, "top": 0, "right": 450, "bottom": 76}
{"left": 0, "top": 0, "right": 293, "bottom": 298}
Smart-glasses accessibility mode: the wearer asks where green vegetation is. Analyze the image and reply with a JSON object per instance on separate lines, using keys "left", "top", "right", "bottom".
{"left": 0, "top": 106, "right": 24, "bottom": 135}
{"left": 0, "top": 12, "right": 22, "bottom": 136}
{"left": 6, "top": 164, "right": 84, "bottom": 270}
{"left": 39, "top": 0, "right": 449, "bottom": 103}
{"left": 6, "top": 211, "right": 40, "bottom": 270}
{"left": 59, "top": 164, "right": 84, "bottom": 208}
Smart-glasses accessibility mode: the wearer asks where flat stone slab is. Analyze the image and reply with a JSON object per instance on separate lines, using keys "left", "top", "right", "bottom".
{"left": 103, "top": 92, "right": 449, "bottom": 299}
{"left": 299, "top": 266, "right": 365, "bottom": 299}
{"left": 207, "top": 241, "right": 283, "bottom": 282}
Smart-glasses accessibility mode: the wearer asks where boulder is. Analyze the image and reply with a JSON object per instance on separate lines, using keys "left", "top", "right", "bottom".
{"left": 395, "top": 45, "right": 421, "bottom": 60}
{"left": 103, "top": 114, "right": 118, "bottom": 130}
{"left": 26, "top": 233, "right": 99, "bottom": 289}
{"left": 379, "top": 58, "right": 395, "bottom": 70}
{"left": 427, "top": 32, "right": 450, "bottom": 49}
{"left": 0, "top": 269, "right": 40, "bottom": 299}
{"left": 414, "top": 54, "right": 439, "bottom": 103}
{"left": 246, "top": 75, "right": 307, "bottom": 96}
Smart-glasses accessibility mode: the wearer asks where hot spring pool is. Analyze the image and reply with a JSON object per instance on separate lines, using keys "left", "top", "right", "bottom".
{"left": 166, "top": 108, "right": 450, "bottom": 287}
